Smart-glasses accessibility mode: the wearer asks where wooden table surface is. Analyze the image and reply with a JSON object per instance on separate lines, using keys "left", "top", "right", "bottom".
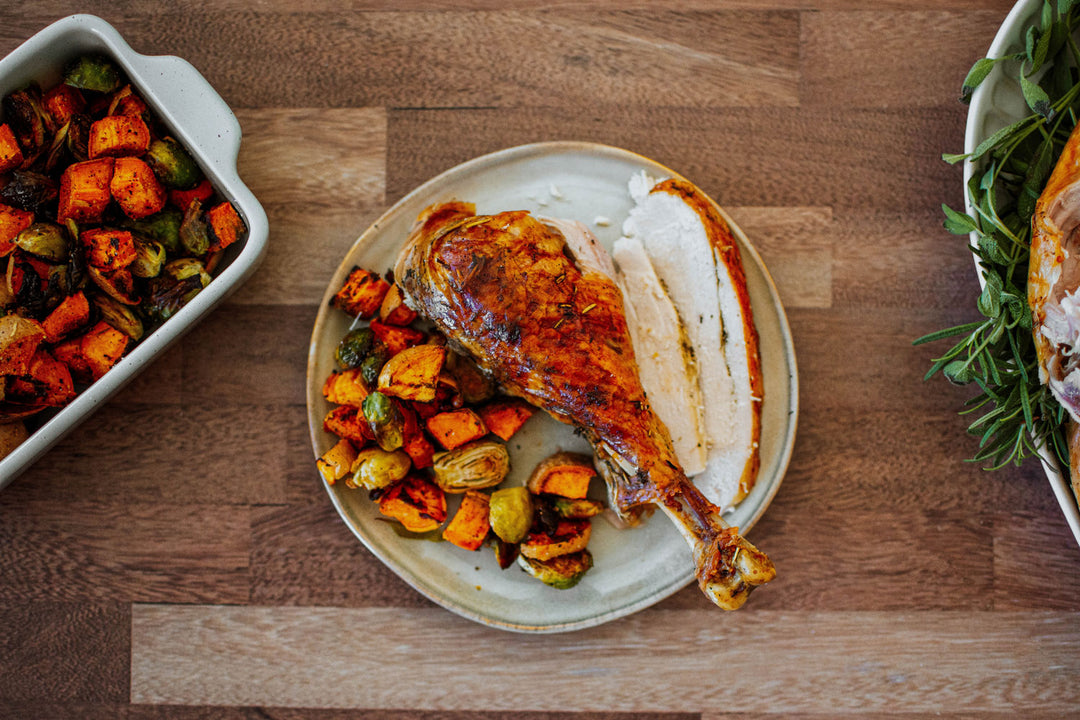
{"left": 4, "top": 1, "right": 1080, "bottom": 717}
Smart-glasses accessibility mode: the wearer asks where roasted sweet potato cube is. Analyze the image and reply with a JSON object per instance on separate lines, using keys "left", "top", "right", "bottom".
{"left": 108, "top": 85, "right": 148, "bottom": 119}
{"left": 370, "top": 319, "right": 425, "bottom": 356}
{"left": 0, "top": 315, "right": 46, "bottom": 375}
{"left": 526, "top": 452, "right": 596, "bottom": 499}
{"left": 58, "top": 157, "right": 115, "bottom": 224}
{"left": 520, "top": 519, "right": 592, "bottom": 561}
{"left": 399, "top": 402, "right": 435, "bottom": 469}
{"left": 206, "top": 201, "right": 245, "bottom": 252}
{"left": 332, "top": 267, "right": 390, "bottom": 319}
{"left": 0, "top": 202, "right": 34, "bottom": 257}
{"left": 377, "top": 344, "right": 446, "bottom": 403}
{"left": 0, "top": 123, "right": 24, "bottom": 174}
{"left": 80, "top": 320, "right": 130, "bottom": 380}
{"left": 88, "top": 114, "right": 151, "bottom": 158}
{"left": 323, "top": 405, "right": 374, "bottom": 445}
{"left": 444, "top": 351, "right": 495, "bottom": 404}
{"left": 52, "top": 336, "right": 91, "bottom": 384}
{"left": 378, "top": 475, "right": 447, "bottom": 533}
{"left": 168, "top": 178, "right": 213, "bottom": 212}
{"left": 317, "top": 438, "right": 359, "bottom": 485}
{"left": 82, "top": 228, "right": 136, "bottom": 270}
{"left": 41, "top": 84, "right": 85, "bottom": 132}
{"left": 111, "top": 156, "right": 167, "bottom": 220}
{"left": 479, "top": 398, "right": 536, "bottom": 441}
{"left": 322, "top": 368, "right": 369, "bottom": 407}
{"left": 425, "top": 408, "right": 488, "bottom": 451}
{"left": 442, "top": 490, "right": 491, "bottom": 551}
{"left": 378, "top": 284, "right": 418, "bottom": 326}
{"left": 42, "top": 290, "right": 90, "bottom": 343}
{"left": 8, "top": 350, "right": 76, "bottom": 407}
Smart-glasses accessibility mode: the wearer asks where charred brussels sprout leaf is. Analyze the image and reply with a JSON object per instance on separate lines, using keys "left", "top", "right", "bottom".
{"left": 15, "top": 222, "right": 68, "bottom": 261}
{"left": 125, "top": 207, "right": 182, "bottom": 254}
{"left": 145, "top": 137, "right": 202, "bottom": 189}
{"left": 129, "top": 239, "right": 166, "bottom": 278}
{"left": 179, "top": 198, "right": 210, "bottom": 256}
{"left": 63, "top": 55, "right": 121, "bottom": 93}
{"left": 360, "top": 345, "right": 390, "bottom": 387}
{"left": 2, "top": 86, "right": 46, "bottom": 164}
{"left": 1, "top": 171, "right": 58, "bottom": 214}
{"left": 335, "top": 327, "right": 376, "bottom": 370}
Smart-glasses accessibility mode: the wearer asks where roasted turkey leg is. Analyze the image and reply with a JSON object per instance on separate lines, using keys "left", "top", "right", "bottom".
{"left": 394, "top": 202, "right": 775, "bottom": 609}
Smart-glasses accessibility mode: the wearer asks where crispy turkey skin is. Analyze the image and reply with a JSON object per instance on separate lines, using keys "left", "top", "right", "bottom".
{"left": 394, "top": 201, "right": 775, "bottom": 609}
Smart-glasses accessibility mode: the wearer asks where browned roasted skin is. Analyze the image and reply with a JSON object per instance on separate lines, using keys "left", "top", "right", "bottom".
{"left": 395, "top": 202, "right": 775, "bottom": 609}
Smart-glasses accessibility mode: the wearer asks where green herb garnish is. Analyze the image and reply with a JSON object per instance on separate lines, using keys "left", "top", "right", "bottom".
{"left": 916, "top": 0, "right": 1080, "bottom": 470}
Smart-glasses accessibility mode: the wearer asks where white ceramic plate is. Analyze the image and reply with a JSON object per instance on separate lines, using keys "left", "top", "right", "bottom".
{"left": 306, "top": 141, "right": 798, "bottom": 632}
{"left": 964, "top": 0, "right": 1080, "bottom": 547}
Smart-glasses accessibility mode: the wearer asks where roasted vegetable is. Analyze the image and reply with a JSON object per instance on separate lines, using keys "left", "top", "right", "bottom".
{"left": 0, "top": 315, "right": 46, "bottom": 375}
{"left": 517, "top": 550, "right": 593, "bottom": 589}
{"left": 41, "top": 290, "right": 89, "bottom": 342}
{"left": 400, "top": 402, "right": 435, "bottom": 470}
{"left": 110, "top": 156, "right": 167, "bottom": 220}
{"left": 169, "top": 178, "right": 213, "bottom": 212}
{"left": 442, "top": 490, "right": 491, "bottom": 551}
{"left": 88, "top": 115, "right": 150, "bottom": 159}
{"left": 322, "top": 368, "right": 369, "bottom": 407}
{"left": 478, "top": 398, "right": 535, "bottom": 441}
{"left": 332, "top": 267, "right": 390, "bottom": 320}
{"left": 205, "top": 202, "right": 244, "bottom": 252}
{"left": 335, "top": 327, "right": 375, "bottom": 370}
{"left": 370, "top": 319, "right": 425, "bottom": 355}
{"left": 15, "top": 222, "right": 68, "bottom": 262}
{"left": 129, "top": 238, "right": 166, "bottom": 278}
{"left": 125, "top": 206, "right": 182, "bottom": 253}
{"left": 430, "top": 440, "right": 509, "bottom": 493}
{"left": 323, "top": 405, "right": 374, "bottom": 446}
{"left": 347, "top": 446, "right": 412, "bottom": 490}
{"left": 1, "top": 171, "right": 58, "bottom": 215}
{"left": 3, "top": 87, "right": 46, "bottom": 167}
{"left": 7, "top": 349, "right": 76, "bottom": 407}
{"left": 41, "top": 84, "right": 85, "bottom": 132}
{"left": 377, "top": 343, "right": 446, "bottom": 402}
{"left": 426, "top": 408, "right": 488, "bottom": 451}
{"left": 0, "top": 203, "right": 35, "bottom": 256}
{"left": 488, "top": 486, "right": 534, "bottom": 543}
{"left": 79, "top": 320, "right": 129, "bottom": 380}
{"left": 63, "top": 55, "right": 121, "bottom": 93}
{"left": 444, "top": 351, "right": 496, "bottom": 404}
{"left": 359, "top": 346, "right": 390, "bottom": 387}
{"left": 316, "top": 438, "right": 358, "bottom": 485}
{"left": 526, "top": 452, "right": 596, "bottom": 499}
{"left": 82, "top": 228, "right": 136, "bottom": 271}
{"left": 377, "top": 475, "right": 447, "bottom": 533}
{"left": 362, "top": 391, "right": 405, "bottom": 451}
{"left": 378, "top": 283, "right": 418, "bottom": 326}
{"left": 552, "top": 497, "right": 604, "bottom": 519}
{"left": 92, "top": 292, "right": 144, "bottom": 341}
{"left": 144, "top": 137, "right": 202, "bottom": 189}
{"left": 57, "top": 157, "right": 114, "bottom": 223}
{"left": 178, "top": 197, "right": 210, "bottom": 256}
{"left": 520, "top": 519, "right": 592, "bottom": 561}
{"left": 0, "top": 123, "right": 23, "bottom": 174}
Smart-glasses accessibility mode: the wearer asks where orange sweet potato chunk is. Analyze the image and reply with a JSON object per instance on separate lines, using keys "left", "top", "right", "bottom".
{"left": 110, "top": 156, "right": 166, "bottom": 220}
{"left": 425, "top": 408, "right": 488, "bottom": 451}
{"left": 88, "top": 115, "right": 151, "bottom": 158}
{"left": 526, "top": 452, "right": 596, "bottom": 499}
{"left": 331, "top": 267, "right": 390, "bottom": 319}
{"left": 0, "top": 202, "right": 34, "bottom": 257}
{"left": 82, "top": 228, "right": 137, "bottom": 270}
{"left": 0, "top": 315, "right": 46, "bottom": 375}
{"left": 478, "top": 398, "right": 536, "bottom": 441}
{"left": 0, "top": 123, "right": 24, "bottom": 174}
{"left": 378, "top": 475, "right": 447, "bottom": 533}
{"left": 206, "top": 201, "right": 245, "bottom": 252}
{"left": 80, "top": 320, "right": 130, "bottom": 381}
{"left": 41, "top": 290, "right": 90, "bottom": 343}
{"left": 442, "top": 490, "right": 491, "bottom": 551}
{"left": 58, "top": 158, "right": 115, "bottom": 224}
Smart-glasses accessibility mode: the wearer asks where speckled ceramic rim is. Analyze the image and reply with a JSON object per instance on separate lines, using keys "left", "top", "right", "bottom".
{"left": 0, "top": 15, "right": 269, "bottom": 488}
{"left": 963, "top": 0, "right": 1080, "bottom": 547}
{"left": 306, "top": 141, "right": 798, "bottom": 633}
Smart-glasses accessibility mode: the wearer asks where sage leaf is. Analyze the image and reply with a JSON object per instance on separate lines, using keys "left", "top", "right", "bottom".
{"left": 961, "top": 57, "right": 997, "bottom": 103}
{"left": 1021, "top": 72, "right": 1055, "bottom": 119}
{"left": 942, "top": 203, "right": 979, "bottom": 234}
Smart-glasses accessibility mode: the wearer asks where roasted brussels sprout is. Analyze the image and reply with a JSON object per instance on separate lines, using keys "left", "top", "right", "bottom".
{"left": 145, "top": 137, "right": 202, "bottom": 189}
{"left": 142, "top": 261, "right": 210, "bottom": 323}
{"left": 489, "top": 486, "right": 533, "bottom": 543}
{"left": 1, "top": 171, "right": 58, "bottom": 214}
{"left": 431, "top": 440, "right": 509, "bottom": 493}
{"left": 552, "top": 497, "right": 604, "bottom": 519}
{"left": 517, "top": 550, "right": 593, "bottom": 590}
{"left": 347, "top": 447, "right": 412, "bottom": 490}
{"left": 63, "top": 55, "right": 121, "bottom": 93}
{"left": 493, "top": 536, "right": 519, "bottom": 570}
{"left": 178, "top": 198, "right": 210, "bottom": 256}
{"left": 360, "top": 345, "right": 390, "bottom": 387}
{"left": 15, "top": 222, "right": 68, "bottom": 261}
{"left": 92, "top": 292, "right": 144, "bottom": 340}
{"left": 129, "top": 239, "right": 166, "bottom": 278}
{"left": 125, "top": 207, "right": 182, "bottom": 253}
{"left": 2, "top": 86, "right": 46, "bottom": 165}
{"left": 361, "top": 391, "right": 404, "bottom": 452}
{"left": 335, "top": 327, "right": 376, "bottom": 370}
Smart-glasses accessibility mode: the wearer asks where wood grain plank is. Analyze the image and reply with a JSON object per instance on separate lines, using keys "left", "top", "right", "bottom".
{"left": 5, "top": 403, "right": 290, "bottom": 507}
{"left": 0, "top": 501, "right": 251, "bottom": 603}
{"left": 801, "top": 11, "right": 1007, "bottom": 108}
{"left": 0, "top": 602, "right": 129, "bottom": 703}
{"left": 387, "top": 106, "right": 968, "bottom": 213}
{"left": 992, "top": 510, "right": 1080, "bottom": 610}
{"left": 131, "top": 606, "right": 1080, "bottom": 712}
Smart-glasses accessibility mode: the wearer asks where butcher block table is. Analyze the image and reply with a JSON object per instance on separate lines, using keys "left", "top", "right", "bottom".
{"left": 3, "top": 1, "right": 1080, "bottom": 717}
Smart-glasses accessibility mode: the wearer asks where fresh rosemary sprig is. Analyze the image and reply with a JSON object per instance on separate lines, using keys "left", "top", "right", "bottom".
{"left": 916, "top": 0, "right": 1080, "bottom": 470}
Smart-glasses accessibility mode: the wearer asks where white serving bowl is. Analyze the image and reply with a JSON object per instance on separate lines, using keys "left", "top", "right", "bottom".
{"left": 0, "top": 15, "right": 269, "bottom": 488}
{"left": 964, "top": 0, "right": 1080, "bottom": 546}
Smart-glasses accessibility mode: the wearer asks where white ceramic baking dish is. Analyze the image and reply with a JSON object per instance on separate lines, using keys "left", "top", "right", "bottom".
{"left": 0, "top": 15, "right": 268, "bottom": 488}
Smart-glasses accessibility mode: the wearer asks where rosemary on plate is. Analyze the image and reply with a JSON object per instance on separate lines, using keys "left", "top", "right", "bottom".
{"left": 916, "top": 1, "right": 1080, "bottom": 470}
